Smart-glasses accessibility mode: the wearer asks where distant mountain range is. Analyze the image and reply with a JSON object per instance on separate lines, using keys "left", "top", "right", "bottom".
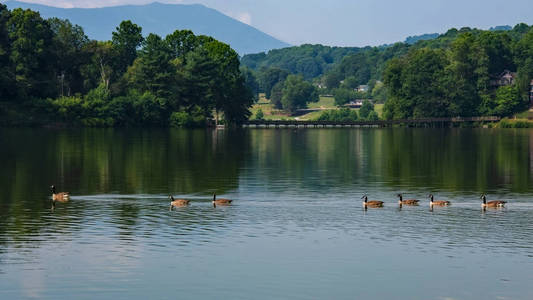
{"left": 404, "top": 33, "right": 440, "bottom": 45}
{"left": 4, "top": 1, "right": 291, "bottom": 55}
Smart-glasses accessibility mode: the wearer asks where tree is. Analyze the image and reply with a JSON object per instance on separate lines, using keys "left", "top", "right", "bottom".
{"left": 324, "top": 71, "right": 342, "bottom": 89}
{"left": 255, "top": 108, "right": 264, "bottom": 120}
{"left": 270, "top": 81, "right": 284, "bottom": 109}
{"left": 81, "top": 41, "right": 116, "bottom": 91}
{"left": 317, "top": 108, "right": 358, "bottom": 121}
{"left": 367, "top": 111, "right": 379, "bottom": 121}
{"left": 281, "top": 75, "right": 318, "bottom": 113}
{"left": 112, "top": 21, "right": 143, "bottom": 74}
{"left": 165, "top": 29, "right": 197, "bottom": 60}
{"left": 492, "top": 85, "right": 522, "bottom": 116}
{"left": 240, "top": 67, "right": 259, "bottom": 101}
{"left": 125, "top": 33, "right": 173, "bottom": 98}
{"left": 333, "top": 88, "right": 356, "bottom": 106}
{"left": 8, "top": 8, "right": 56, "bottom": 99}
{"left": 371, "top": 81, "right": 387, "bottom": 103}
{"left": 383, "top": 48, "right": 450, "bottom": 119}
{"left": 0, "top": 4, "right": 13, "bottom": 100}
{"left": 258, "top": 68, "right": 289, "bottom": 99}
{"left": 48, "top": 18, "right": 90, "bottom": 96}
{"left": 515, "top": 28, "right": 533, "bottom": 103}
{"left": 444, "top": 33, "right": 488, "bottom": 116}
{"left": 204, "top": 38, "right": 252, "bottom": 124}
{"left": 359, "top": 100, "right": 374, "bottom": 119}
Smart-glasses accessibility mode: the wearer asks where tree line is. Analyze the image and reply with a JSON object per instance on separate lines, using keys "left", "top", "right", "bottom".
{"left": 242, "top": 24, "right": 533, "bottom": 119}
{"left": 0, "top": 4, "right": 252, "bottom": 127}
{"left": 383, "top": 26, "right": 533, "bottom": 119}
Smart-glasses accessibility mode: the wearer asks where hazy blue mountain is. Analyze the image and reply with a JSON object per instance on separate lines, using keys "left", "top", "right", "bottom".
{"left": 4, "top": 1, "right": 290, "bottom": 55}
{"left": 489, "top": 25, "right": 512, "bottom": 31}
{"left": 404, "top": 33, "right": 440, "bottom": 45}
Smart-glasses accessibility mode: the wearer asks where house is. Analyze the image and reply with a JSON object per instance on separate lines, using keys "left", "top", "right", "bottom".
{"left": 344, "top": 99, "right": 364, "bottom": 108}
{"left": 490, "top": 70, "right": 517, "bottom": 87}
{"left": 357, "top": 85, "right": 369, "bottom": 93}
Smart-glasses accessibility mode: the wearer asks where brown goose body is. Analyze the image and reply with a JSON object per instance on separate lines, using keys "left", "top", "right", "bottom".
{"left": 481, "top": 195, "right": 506, "bottom": 208}
{"left": 397, "top": 194, "right": 419, "bottom": 205}
{"left": 213, "top": 194, "right": 232, "bottom": 207}
{"left": 169, "top": 196, "right": 190, "bottom": 209}
{"left": 429, "top": 194, "right": 450, "bottom": 206}
{"left": 362, "top": 196, "right": 384, "bottom": 208}
{"left": 484, "top": 201, "right": 506, "bottom": 207}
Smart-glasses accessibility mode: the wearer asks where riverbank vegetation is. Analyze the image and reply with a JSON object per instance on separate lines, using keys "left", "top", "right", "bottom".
{"left": 2, "top": 3, "right": 532, "bottom": 126}
{"left": 242, "top": 24, "right": 533, "bottom": 121}
{"left": 0, "top": 4, "right": 253, "bottom": 127}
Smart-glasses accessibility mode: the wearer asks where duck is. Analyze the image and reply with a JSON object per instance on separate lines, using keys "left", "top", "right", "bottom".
{"left": 362, "top": 195, "right": 384, "bottom": 208}
{"left": 212, "top": 193, "right": 232, "bottom": 207}
{"left": 397, "top": 194, "right": 420, "bottom": 206}
{"left": 50, "top": 185, "right": 69, "bottom": 202}
{"left": 169, "top": 195, "right": 190, "bottom": 210}
{"left": 481, "top": 194, "right": 506, "bottom": 208}
{"left": 429, "top": 194, "right": 451, "bottom": 206}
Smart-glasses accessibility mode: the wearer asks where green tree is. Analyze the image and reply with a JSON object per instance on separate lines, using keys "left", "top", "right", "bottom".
{"left": 165, "top": 29, "right": 197, "bottom": 60}
{"left": 371, "top": 81, "right": 387, "bottom": 103}
{"left": 204, "top": 39, "right": 252, "bottom": 124}
{"left": 514, "top": 28, "right": 533, "bottom": 103}
{"left": 80, "top": 41, "right": 116, "bottom": 91}
{"left": 493, "top": 85, "right": 522, "bottom": 117}
{"left": 48, "top": 18, "right": 90, "bottom": 96}
{"left": 258, "top": 68, "right": 289, "bottom": 99}
{"left": 8, "top": 8, "right": 56, "bottom": 99}
{"left": 324, "top": 71, "right": 342, "bottom": 89}
{"left": 240, "top": 67, "right": 259, "bottom": 101}
{"left": 0, "top": 4, "right": 13, "bottom": 100}
{"left": 367, "top": 110, "right": 379, "bottom": 121}
{"left": 317, "top": 108, "right": 358, "bottom": 121}
{"left": 281, "top": 75, "right": 319, "bottom": 113}
{"left": 125, "top": 33, "right": 173, "bottom": 98}
{"left": 255, "top": 108, "right": 264, "bottom": 120}
{"left": 359, "top": 100, "right": 374, "bottom": 119}
{"left": 333, "top": 88, "right": 356, "bottom": 106}
{"left": 383, "top": 48, "right": 450, "bottom": 119}
{"left": 444, "top": 33, "right": 488, "bottom": 116}
{"left": 112, "top": 21, "right": 143, "bottom": 74}
{"left": 270, "top": 81, "right": 284, "bottom": 109}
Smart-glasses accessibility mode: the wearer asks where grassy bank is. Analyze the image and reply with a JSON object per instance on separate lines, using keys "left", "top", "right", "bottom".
{"left": 249, "top": 95, "right": 384, "bottom": 121}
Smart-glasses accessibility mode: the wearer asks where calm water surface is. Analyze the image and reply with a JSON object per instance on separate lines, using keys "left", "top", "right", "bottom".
{"left": 0, "top": 128, "right": 532, "bottom": 299}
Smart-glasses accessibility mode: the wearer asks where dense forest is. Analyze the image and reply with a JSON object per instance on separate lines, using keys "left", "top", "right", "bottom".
{"left": 243, "top": 24, "right": 533, "bottom": 119}
{"left": 1, "top": 3, "right": 532, "bottom": 125}
{"left": 0, "top": 4, "right": 253, "bottom": 127}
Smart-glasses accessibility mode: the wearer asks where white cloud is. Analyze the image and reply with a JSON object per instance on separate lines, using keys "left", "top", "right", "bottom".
{"left": 236, "top": 12, "right": 252, "bottom": 25}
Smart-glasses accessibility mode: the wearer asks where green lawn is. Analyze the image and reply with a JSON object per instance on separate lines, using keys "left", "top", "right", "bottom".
{"left": 513, "top": 109, "right": 532, "bottom": 120}
{"left": 307, "top": 96, "right": 336, "bottom": 109}
{"left": 249, "top": 94, "right": 384, "bottom": 121}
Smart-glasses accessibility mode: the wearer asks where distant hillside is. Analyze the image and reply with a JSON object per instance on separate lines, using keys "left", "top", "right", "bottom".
{"left": 241, "top": 44, "right": 364, "bottom": 79}
{"left": 489, "top": 25, "right": 512, "bottom": 31}
{"left": 4, "top": 1, "right": 290, "bottom": 55}
{"left": 404, "top": 33, "right": 440, "bottom": 45}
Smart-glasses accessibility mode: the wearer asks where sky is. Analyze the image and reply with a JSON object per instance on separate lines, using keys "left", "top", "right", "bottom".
{"left": 9, "top": 0, "right": 533, "bottom": 46}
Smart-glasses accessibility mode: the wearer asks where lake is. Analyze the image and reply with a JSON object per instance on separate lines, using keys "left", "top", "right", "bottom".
{"left": 0, "top": 128, "right": 532, "bottom": 299}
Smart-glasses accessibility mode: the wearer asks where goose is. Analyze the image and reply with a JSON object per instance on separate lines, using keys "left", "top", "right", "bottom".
{"left": 481, "top": 194, "right": 506, "bottom": 208}
{"left": 212, "top": 193, "right": 232, "bottom": 207}
{"left": 429, "top": 194, "right": 450, "bottom": 206}
{"left": 50, "top": 185, "right": 69, "bottom": 210}
{"left": 169, "top": 195, "right": 190, "bottom": 210}
{"left": 50, "top": 185, "right": 69, "bottom": 202}
{"left": 362, "top": 195, "right": 384, "bottom": 208}
{"left": 397, "top": 194, "right": 419, "bottom": 206}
